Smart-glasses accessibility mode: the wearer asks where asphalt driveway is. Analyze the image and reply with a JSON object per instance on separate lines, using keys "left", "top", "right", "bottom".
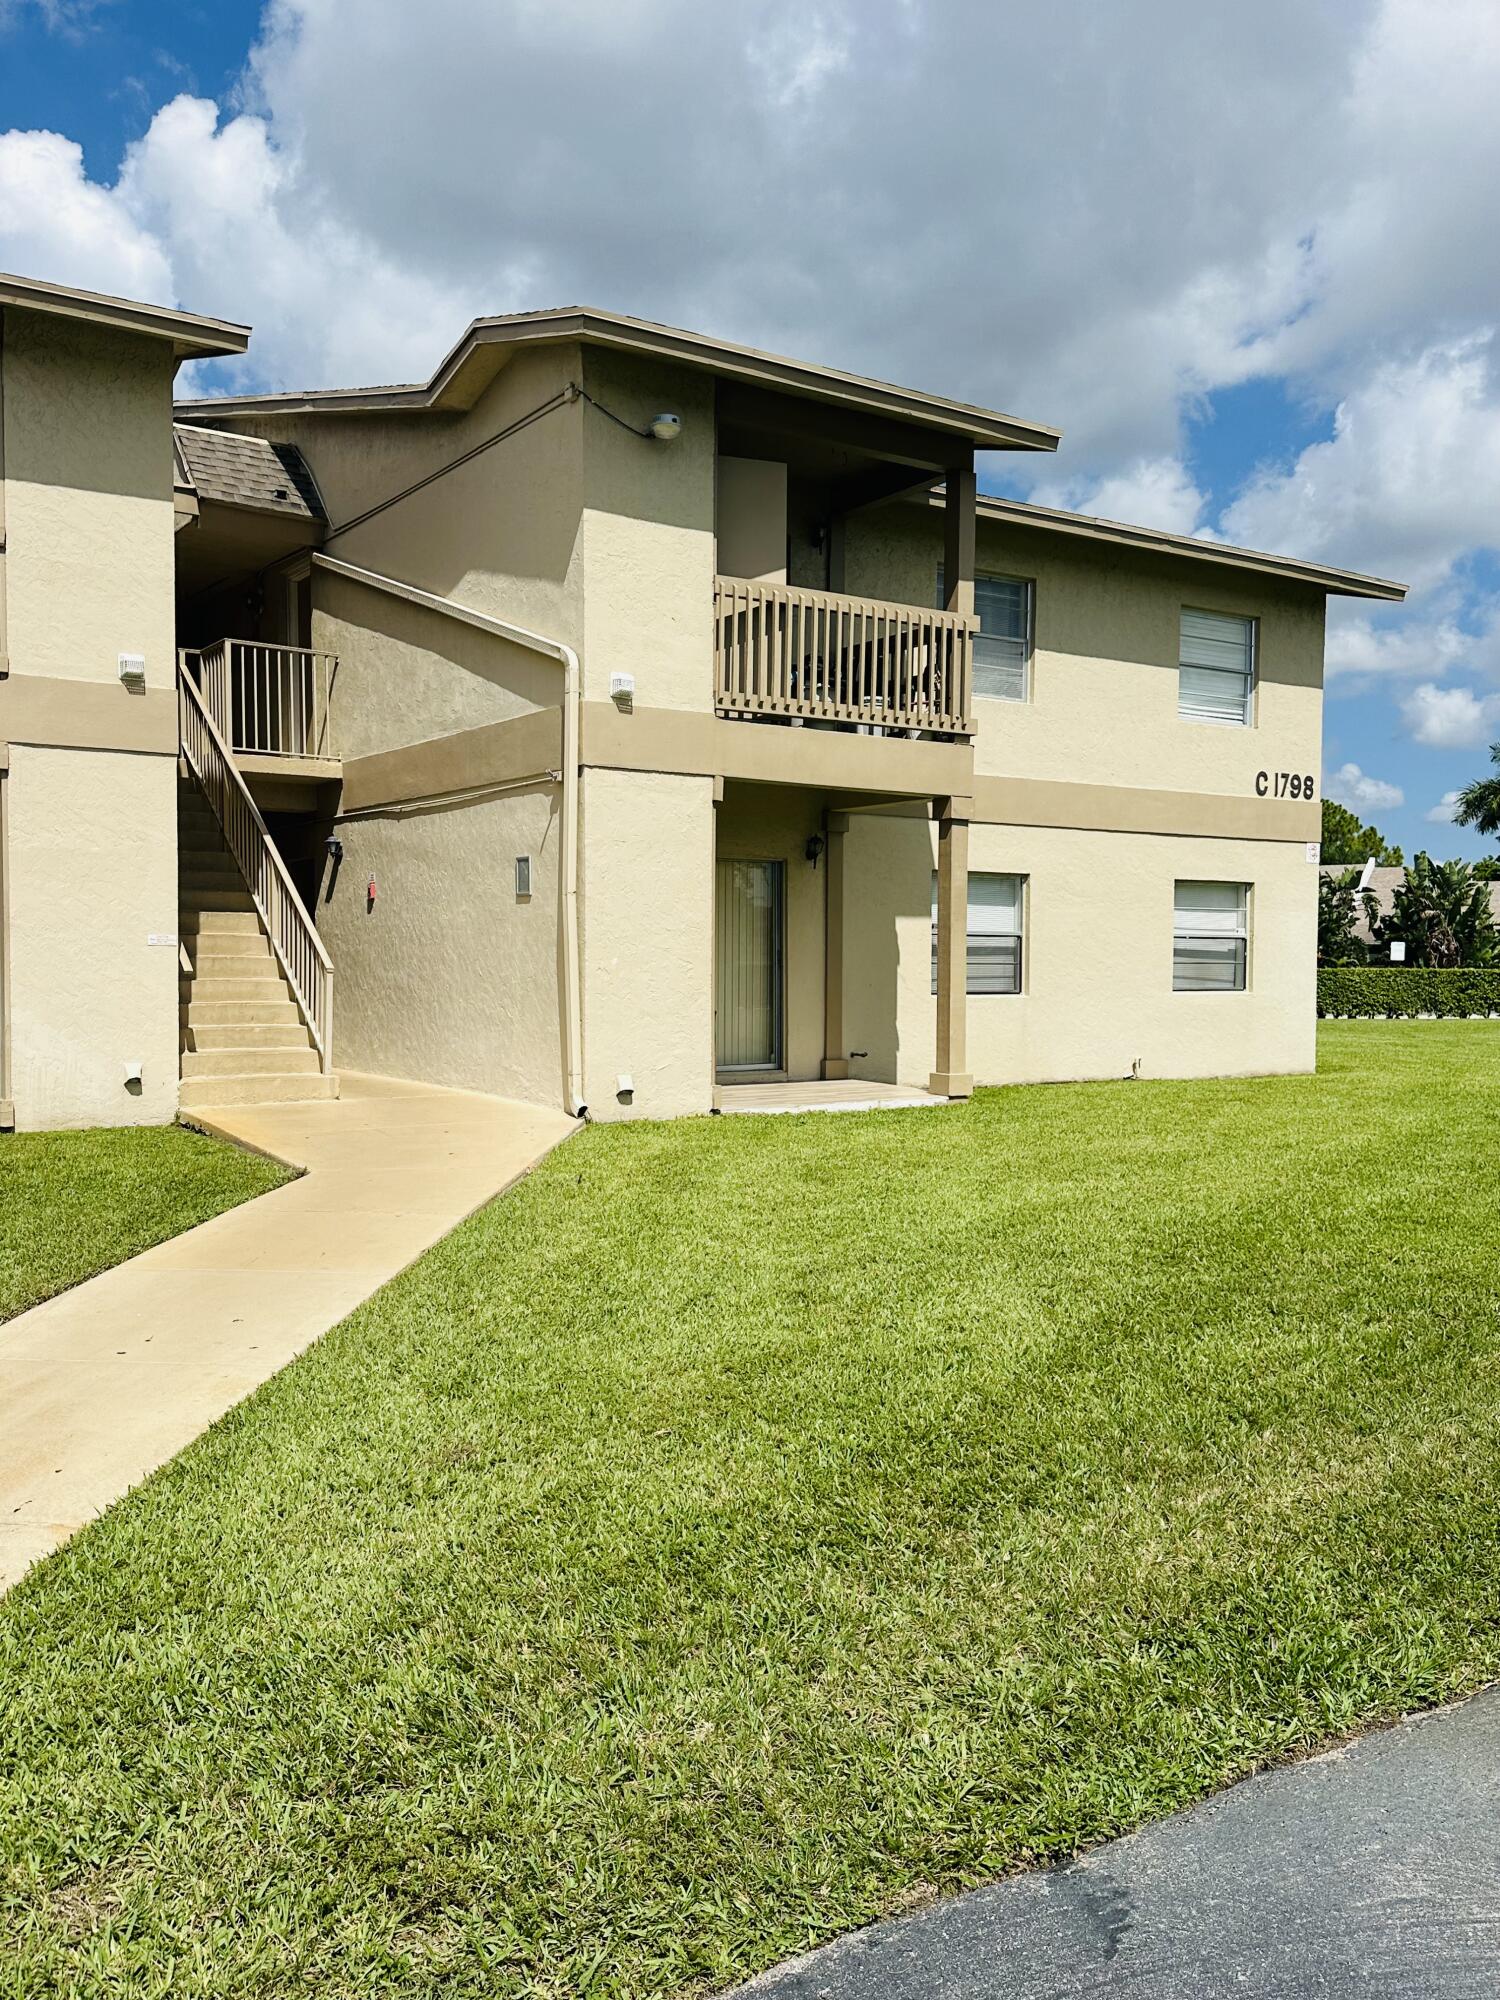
{"left": 734, "top": 1690, "right": 1500, "bottom": 1999}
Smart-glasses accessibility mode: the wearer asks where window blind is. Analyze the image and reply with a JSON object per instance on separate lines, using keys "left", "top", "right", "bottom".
{"left": 932, "top": 872, "right": 1025, "bottom": 995}
{"left": 940, "top": 570, "right": 1031, "bottom": 701}
{"left": 1179, "top": 608, "right": 1253, "bottom": 725}
{"left": 1173, "top": 880, "right": 1248, "bottom": 991}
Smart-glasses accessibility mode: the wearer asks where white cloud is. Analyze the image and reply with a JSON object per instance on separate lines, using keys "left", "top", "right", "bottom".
{"left": 1400, "top": 682, "right": 1500, "bottom": 749}
{"left": 1029, "top": 456, "right": 1208, "bottom": 537}
{"left": 1326, "top": 761, "right": 1404, "bottom": 810}
{"left": 1427, "top": 790, "right": 1462, "bottom": 822}
{"left": 0, "top": 130, "right": 171, "bottom": 305}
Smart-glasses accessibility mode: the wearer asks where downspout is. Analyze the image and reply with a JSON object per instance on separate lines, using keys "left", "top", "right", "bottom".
{"left": 310, "top": 552, "right": 586, "bottom": 1119}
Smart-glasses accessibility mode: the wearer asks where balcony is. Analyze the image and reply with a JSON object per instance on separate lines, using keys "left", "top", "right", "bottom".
{"left": 713, "top": 577, "right": 975, "bottom": 738}
{"left": 183, "top": 639, "right": 339, "bottom": 766}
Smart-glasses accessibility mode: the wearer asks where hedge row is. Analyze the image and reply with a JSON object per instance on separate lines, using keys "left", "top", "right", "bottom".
{"left": 1318, "top": 967, "right": 1500, "bottom": 1018}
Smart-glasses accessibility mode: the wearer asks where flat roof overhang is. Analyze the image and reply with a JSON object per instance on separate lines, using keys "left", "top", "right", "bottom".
{"left": 0, "top": 271, "right": 248, "bottom": 362}
{"left": 176, "top": 306, "right": 1062, "bottom": 456}
{"left": 954, "top": 493, "right": 1407, "bottom": 602}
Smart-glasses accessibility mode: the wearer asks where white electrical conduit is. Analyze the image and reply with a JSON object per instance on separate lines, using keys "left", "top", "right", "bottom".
{"left": 310, "top": 551, "right": 585, "bottom": 1119}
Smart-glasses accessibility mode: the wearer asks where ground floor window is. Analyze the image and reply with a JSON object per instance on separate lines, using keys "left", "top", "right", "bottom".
{"left": 932, "top": 871, "right": 1025, "bottom": 995}
{"left": 1173, "top": 880, "right": 1248, "bottom": 991}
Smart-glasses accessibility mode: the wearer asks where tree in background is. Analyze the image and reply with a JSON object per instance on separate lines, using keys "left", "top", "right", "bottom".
{"left": 1453, "top": 743, "right": 1500, "bottom": 873}
{"left": 1320, "top": 798, "right": 1403, "bottom": 866}
{"left": 1377, "top": 854, "right": 1500, "bottom": 968}
{"left": 1318, "top": 867, "right": 1379, "bottom": 965}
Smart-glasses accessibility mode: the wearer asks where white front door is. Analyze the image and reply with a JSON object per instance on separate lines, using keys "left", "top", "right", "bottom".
{"left": 715, "top": 858, "right": 784, "bottom": 1071}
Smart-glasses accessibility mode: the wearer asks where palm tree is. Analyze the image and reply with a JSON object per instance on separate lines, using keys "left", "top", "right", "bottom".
{"left": 1453, "top": 742, "right": 1500, "bottom": 840}
{"left": 1378, "top": 854, "right": 1500, "bottom": 968}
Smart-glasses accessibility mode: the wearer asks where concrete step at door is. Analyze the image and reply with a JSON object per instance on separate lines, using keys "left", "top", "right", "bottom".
{"left": 187, "top": 931, "right": 277, "bottom": 964}
{"left": 181, "top": 1045, "right": 321, "bottom": 1080}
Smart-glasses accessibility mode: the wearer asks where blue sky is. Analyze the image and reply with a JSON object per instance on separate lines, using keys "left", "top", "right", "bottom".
{"left": 2, "top": 0, "right": 1497, "bottom": 866}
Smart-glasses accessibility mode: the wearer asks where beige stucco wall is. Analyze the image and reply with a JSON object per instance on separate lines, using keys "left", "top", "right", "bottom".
{"left": 317, "top": 781, "right": 565, "bottom": 1105}
{"left": 843, "top": 811, "right": 1317, "bottom": 1089}
{"left": 1, "top": 306, "right": 180, "bottom": 1129}
{"left": 580, "top": 765, "right": 714, "bottom": 1119}
{"left": 5, "top": 745, "right": 179, "bottom": 1127}
{"left": 578, "top": 348, "right": 717, "bottom": 712}
{"left": 845, "top": 507, "right": 1325, "bottom": 802}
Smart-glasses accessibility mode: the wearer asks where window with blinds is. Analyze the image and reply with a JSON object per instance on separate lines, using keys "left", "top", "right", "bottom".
{"left": 1179, "top": 608, "right": 1254, "bottom": 725}
{"left": 932, "top": 872, "right": 1025, "bottom": 995}
{"left": 939, "top": 570, "right": 1032, "bottom": 701}
{"left": 1173, "top": 881, "right": 1248, "bottom": 991}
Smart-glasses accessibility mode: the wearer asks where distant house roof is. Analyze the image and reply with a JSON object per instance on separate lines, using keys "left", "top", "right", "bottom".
{"left": 967, "top": 494, "right": 1406, "bottom": 602}
{"left": 175, "top": 306, "right": 1063, "bottom": 455}
{"left": 1318, "top": 864, "right": 1500, "bottom": 944}
{"left": 172, "top": 423, "right": 325, "bottom": 521}
{"left": 0, "top": 271, "right": 247, "bottom": 361}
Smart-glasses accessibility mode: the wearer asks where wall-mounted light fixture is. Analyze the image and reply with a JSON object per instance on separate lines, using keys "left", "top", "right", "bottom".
{"left": 649, "top": 413, "right": 682, "bottom": 441}
{"left": 805, "top": 833, "right": 827, "bottom": 869}
{"left": 117, "top": 652, "right": 146, "bottom": 690}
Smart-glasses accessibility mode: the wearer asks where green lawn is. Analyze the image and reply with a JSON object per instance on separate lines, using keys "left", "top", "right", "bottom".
{"left": 0, "top": 1124, "right": 289, "bottom": 1322}
{"left": 5, "top": 1023, "right": 1500, "bottom": 1996}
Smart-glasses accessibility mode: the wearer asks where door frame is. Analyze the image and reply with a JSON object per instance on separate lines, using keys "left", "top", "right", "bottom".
{"left": 714, "top": 854, "right": 787, "bottom": 1080}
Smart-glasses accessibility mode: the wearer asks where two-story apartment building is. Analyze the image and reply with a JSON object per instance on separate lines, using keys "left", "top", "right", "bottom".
{"left": 0, "top": 275, "right": 1405, "bottom": 1130}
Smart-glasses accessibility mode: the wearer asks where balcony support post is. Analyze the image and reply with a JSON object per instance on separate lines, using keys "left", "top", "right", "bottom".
{"left": 821, "top": 809, "right": 850, "bottom": 1080}
{"left": 929, "top": 794, "right": 974, "bottom": 1100}
{"left": 943, "top": 460, "right": 977, "bottom": 620}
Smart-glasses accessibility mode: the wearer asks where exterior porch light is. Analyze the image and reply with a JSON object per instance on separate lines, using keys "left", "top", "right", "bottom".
{"left": 649, "top": 413, "right": 682, "bottom": 441}
{"left": 805, "top": 833, "right": 826, "bottom": 868}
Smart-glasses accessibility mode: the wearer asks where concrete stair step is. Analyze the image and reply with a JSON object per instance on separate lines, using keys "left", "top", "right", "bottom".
{"left": 183, "top": 1022, "right": 312, "bottom": 1052}
{"left": 179, "top": 856, "right": 241, "bottom": 880}
{"left": 188, "top": 932, "right": 276, "bottom": 962}
{"left": 179, "top": 1071, "right": 338, "bottom": 1108}
{"left": 180, "top": 998, "right": 299, "bottom": 1027}
{"left": 180, "top": 905, "right": 261, "bottom": 932}
{"left": 180, "top": 974, "right": 289, "bottom": 1004}
{"left": 182, "top": 1045, "right": 321, "bottom": 1079}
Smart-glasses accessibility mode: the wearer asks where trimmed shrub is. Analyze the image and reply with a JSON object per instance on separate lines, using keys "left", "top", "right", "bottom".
{"left": 1318, "top": 968, "right": 1500, "bottom": 1019}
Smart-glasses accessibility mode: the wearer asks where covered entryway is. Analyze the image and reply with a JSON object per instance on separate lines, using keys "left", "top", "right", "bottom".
{"left": 715, "top": 858, "right": 785, "bottom": 1074}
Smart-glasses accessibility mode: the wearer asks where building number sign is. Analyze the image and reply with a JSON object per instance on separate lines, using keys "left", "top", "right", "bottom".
{"left": 1256, "top": 770, "right": 1316, "bottom": 800}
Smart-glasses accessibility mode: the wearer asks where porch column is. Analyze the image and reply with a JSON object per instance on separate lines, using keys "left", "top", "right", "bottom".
{"left": 821, "top": 810, "right": 849, "bottom": 1080}
{"left": 943, "top": 460, "right": 977, "bottom": 619}
{"left": 930, "top": 795, "right": 973, "bottom": 1100}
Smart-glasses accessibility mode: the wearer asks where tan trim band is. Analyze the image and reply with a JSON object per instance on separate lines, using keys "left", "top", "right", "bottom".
{"left": 0, "top": 674, "right": 176, "bottom": 755}
{"left": 971, "top": 773, "right": 1320, "bottom": 842}
{"left": 339, "top": 705, "right": 562, "bottom": 813}
{"left": 581, "top": 701, "right": 973, "bottom": 798}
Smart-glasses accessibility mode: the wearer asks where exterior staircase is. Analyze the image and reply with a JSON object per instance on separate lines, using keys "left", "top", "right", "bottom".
{"left": 178, "top": 780, "right": 336, "bottom": 1109}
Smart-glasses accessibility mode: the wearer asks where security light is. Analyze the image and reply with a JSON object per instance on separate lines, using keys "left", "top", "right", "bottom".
{"left": 649, "top": 413, "right": 682, "bottom": 442}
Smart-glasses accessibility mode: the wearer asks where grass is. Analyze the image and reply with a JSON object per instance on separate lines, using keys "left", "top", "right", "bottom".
{"left": 4, "top": 1021, "right": 1500, "bottom": 1996}
{"left": 0, "top": 1123, "right": 289, "bottom": 1322}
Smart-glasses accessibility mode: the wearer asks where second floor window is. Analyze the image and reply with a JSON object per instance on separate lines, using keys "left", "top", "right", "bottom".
{"left": 932, "top": 872, "right": 1025, "bottom": 994}
{"left": 1179, "top": 608, "right": 1255, "bottom": 726}
{"left": 939, "top": 570, "right": 1032, "bottom": 702}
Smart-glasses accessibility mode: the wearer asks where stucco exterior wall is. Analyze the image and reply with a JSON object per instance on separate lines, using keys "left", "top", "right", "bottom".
{"left": 1, "top": 306, "right": 180, "bottom": 1130}
{"left": 317, "top": 781, "right": 565, "bottom": 1105}
{"left": 843, "top": 811, "right": 1317, "bottom": 1090}
{"left": 578, "top": 348, "right": 717, "bottom": 712}
{"left": 844, "top": 506, "right": 1326, "bottom": 803}
{"left": 580, "top": 765, "right": 714, "bottom": 1119}
{"left": 5, "top": 745, "right": 179, "bottom": 1127}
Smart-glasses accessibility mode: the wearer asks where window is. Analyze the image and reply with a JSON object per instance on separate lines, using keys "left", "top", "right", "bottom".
{"left": 1173, "top": 881, "right": 1248, "bottom": 991}
{"left": 932, "top": 872, "right": 1025, "bottom": 995}
{"left": 1179, "top": 608, "right": 1254, "bottom": 725}
{"left": 939, "top": 570, "right": 1032, "bottom": 701}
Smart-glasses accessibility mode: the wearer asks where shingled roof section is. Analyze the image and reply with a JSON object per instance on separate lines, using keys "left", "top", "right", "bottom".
{"left": 172, "top": 424, "right": 325, "bottom": 521}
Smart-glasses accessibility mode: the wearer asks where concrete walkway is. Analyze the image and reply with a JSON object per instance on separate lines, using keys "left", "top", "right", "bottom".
{"left": 0, "top": 1073, "right": 576, "bottom": 1592}
{"left": 735, "top": 1690, "right": 1500, "bottom": 1998}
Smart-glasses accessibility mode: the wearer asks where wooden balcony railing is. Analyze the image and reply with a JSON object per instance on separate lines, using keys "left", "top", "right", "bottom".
{"left": 186, "top": 639, "right": 338, "bottom": 761}
{"left": 713, "top": 577, "right": 975, "bottom": 737}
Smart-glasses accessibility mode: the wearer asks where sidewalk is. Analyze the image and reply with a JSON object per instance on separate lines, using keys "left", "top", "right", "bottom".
{"left": 0, "top": 1073, "right": 576, "bottom": 1592}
